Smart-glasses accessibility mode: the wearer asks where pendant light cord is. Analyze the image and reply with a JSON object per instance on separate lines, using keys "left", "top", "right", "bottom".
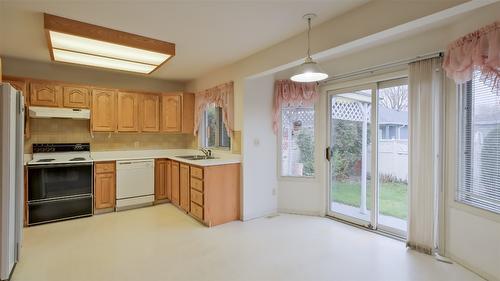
{"left": 307, "top": 17, "right": 311, "bottom": 59}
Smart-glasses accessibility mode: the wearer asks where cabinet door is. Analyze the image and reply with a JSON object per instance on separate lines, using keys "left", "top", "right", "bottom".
{"left": 63, "top": 86, "right": 90, "bottom": 108}
{"left": 155, "top": 159, "right": 168, "bottom": 201}
{"left": 171, "top": 161, "right": 180, "bottom": 205}
{"left": 30, "top": 82, "right": 62, "bottom": 107}
{"left": 91, "top": 89, "right": 116, "bottom": 132}
{"left": 179, "top": 163, "right": 190, "bottom": 212}
{"left": 166, "top": 160, "right": 172, "bottom": 200}
{"left": 141, "top": 94, "right": 160, "bottom": 132}
{"left": 117, "top": 92, "right": 139, "bottom": 132}
{"left": 182, "top": 93, "right": 195, "bottom": 134}
{"left": 94, "top": 172, "right": 116, "bottom": 209}
{"left": 161, "top": 94, "right": 182, "bottom": 132}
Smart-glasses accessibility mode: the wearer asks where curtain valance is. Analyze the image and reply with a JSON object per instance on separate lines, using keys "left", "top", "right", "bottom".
{"left": 443, "top": 21, "right": 500, "bottom": 93}
{"left": 194, "top": 81, "right": 234, "bottom": 136}
{"left": 272, "top": 80, "right": 319, "bottom": 133}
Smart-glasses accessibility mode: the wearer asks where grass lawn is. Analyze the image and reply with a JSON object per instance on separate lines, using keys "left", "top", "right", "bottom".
{"left": 331, "top": 181, "right": 408, "bottom": 219}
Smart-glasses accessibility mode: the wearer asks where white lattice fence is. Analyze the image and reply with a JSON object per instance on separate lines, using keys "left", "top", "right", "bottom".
{"left": 332, "top": 100, "right": 370, "bottom": 122}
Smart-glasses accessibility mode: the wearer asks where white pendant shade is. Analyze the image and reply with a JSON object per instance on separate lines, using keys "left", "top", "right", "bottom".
{"left": 290, "top": 60, "right": 329, "bottom": 82}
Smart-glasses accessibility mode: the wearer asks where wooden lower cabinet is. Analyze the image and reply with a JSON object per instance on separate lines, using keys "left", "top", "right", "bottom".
{"left": 154, "top": 159, "right": 173, "bottom": 202}
{"left": 94, "top": 162, "right": 116, "bottom": 210}
{"left": 188, "top": 164, "right": 240, "bottom": 227}
{"left": 166, "top": 160, "right": 240, "bottom": 227}
{"left": 179, "top": 163, "right": 190, "bottom": 212}
{"left": 171, "top": 161, "right": 180, "bottom": 206}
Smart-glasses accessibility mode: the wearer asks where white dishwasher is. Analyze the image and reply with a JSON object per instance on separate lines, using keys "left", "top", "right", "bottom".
{"left": 116, "top": 159, "right": 155, "bottom": 210}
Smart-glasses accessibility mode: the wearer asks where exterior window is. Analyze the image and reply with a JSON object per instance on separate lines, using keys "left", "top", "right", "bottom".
{"left": 281, "top": 106, "right": 315, "bottom": 177}
{"left": 201, "top": 104, "right": 231, "bottom": 149}
{"left": 458, "top": 71, "right": 500, "bottom": 214}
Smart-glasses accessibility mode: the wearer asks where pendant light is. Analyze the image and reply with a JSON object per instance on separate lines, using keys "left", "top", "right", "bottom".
{"left": 290, "top": 14, "right": 328, "bottom": 83}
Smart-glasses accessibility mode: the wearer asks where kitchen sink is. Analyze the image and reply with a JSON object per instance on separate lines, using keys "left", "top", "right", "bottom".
{"left": 175, "top": 155, "right": 218, "bottom": 160}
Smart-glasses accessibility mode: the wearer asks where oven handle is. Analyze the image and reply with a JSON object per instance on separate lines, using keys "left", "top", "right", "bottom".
{"left": 28, "top": 193, "right": 93, "bottom": 205}
{"left": 27, "top": 162, "right": 93, "bottom": 169}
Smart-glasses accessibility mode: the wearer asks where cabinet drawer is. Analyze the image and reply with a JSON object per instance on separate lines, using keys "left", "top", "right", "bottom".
{"left": 190, "top": 202, "right": 203, "bottom": 221}
{"left": 190, "top": 189, "right": 203, "bottom": 206}
{"left": 190, "top": 177, "right": 203, "bottom": 192}
{"left": 190, "top": 166, "right": 203, "bottom": 179}
{"left": 95, "top": 162, "right": 115, "bottom": 173}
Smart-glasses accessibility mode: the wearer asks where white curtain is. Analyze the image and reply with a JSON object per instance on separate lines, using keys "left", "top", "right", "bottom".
{"left": 407, "top": 57, "right": 443, "bottom": 255}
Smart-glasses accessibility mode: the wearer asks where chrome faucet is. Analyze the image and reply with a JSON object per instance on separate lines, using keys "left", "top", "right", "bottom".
{"left": 200, "top": 147, "right": 212, "bottom": 157}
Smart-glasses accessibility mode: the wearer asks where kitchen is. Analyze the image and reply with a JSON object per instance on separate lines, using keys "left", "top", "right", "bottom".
{"left": 2, "top": 1, "right": 500, "bottom": 281}
{"left": 6, "top": 75, "right": 241, "bottom": 226}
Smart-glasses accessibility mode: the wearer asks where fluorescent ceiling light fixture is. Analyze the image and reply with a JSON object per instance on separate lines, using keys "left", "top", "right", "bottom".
{"left": 44, "top": 13, "right": 175, "bottom": 74}
{"left": 53, "top": 49, "right": 156, "bottom": 74}
{"left": 50, "top": 31, "right": 170, "bottom": 65}
{"left": 290, "top": 14, "right": 328, "bottom": 83}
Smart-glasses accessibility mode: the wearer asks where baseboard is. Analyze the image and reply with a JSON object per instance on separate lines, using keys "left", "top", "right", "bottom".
{"left": 94, "top": 207, "right": 114, "bottom": 215}
{"left": 242, "top": 210, "right": 278, "bottom": 221}
{"left": 278, "top": 208, "right": 324, "bottom": 217}
{"left": 446, "top": 253, "right": 499, "bottom": 281}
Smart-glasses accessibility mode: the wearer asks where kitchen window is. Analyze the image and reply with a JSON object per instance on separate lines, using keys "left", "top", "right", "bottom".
{"left": 280, "top": 106, "right": 315, "bottom": 177}
{"left": 458, "top": 71, "right": 500, "bottom": 214}
{"left": 201, "top": 104, "right": 231, "bottom": 149}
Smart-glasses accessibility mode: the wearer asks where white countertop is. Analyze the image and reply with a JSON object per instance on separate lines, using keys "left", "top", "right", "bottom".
{"left": 90, "top": 149, "right": 241, "bottom": 167}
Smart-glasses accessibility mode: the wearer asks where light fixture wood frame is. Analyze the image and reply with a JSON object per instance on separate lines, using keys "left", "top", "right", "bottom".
{"left": 44, "top": 13, "right": 175, "bottom": 74}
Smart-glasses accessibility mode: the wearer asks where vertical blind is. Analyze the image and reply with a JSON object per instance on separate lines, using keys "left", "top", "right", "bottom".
{"left": 458, "top": 71, "right": 500, "bottom": 213}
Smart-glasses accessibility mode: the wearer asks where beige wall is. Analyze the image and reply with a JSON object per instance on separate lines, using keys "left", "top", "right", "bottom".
{"left": 26, "top": 119, "right": 196, "bottom": 153}
{"left": 186, "top": 0, "right": 467, "bottom": 131}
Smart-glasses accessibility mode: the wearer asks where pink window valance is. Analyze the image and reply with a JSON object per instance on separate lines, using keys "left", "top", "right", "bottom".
{"left": 443, "top": 21, "right": 500, "bottom": 92}
{"left": 273, "top": 80, "right": 319, "bottom": 133}
{"left": 194, "top": 81, "right": 234, "bottom": 136}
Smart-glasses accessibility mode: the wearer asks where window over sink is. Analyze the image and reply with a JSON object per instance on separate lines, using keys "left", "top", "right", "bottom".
{"left": 200, "top": 104, "right": 231, "bottom": 149}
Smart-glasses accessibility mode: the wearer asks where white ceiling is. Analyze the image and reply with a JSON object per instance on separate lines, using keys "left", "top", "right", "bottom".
{"left": 0, "top": 0, "right": 368, "bottom": 81}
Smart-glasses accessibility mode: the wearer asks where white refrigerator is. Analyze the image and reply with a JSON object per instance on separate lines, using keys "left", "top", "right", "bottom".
{"left": 0, "top": 83, "right": 24, "bottom": 281}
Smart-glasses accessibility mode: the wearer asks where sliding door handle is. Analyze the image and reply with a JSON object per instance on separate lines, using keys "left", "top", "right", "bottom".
{"left": 326, "top": 147, "right": 332, "bottom": 162}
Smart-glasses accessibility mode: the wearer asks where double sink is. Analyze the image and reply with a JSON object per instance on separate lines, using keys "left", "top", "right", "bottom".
{"left": 175, "top": 155, "right": 218, "bottom": 161}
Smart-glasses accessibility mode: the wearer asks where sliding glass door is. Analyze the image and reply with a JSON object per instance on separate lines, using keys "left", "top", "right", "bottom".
{"left": 329, "top": 85, "right": 376, "bottom": 227}
{"left": 376, "top": 79, "right": 408, "bottom": 236}
{"left": 328, "top": 79, "right": 408, "bottom": 237}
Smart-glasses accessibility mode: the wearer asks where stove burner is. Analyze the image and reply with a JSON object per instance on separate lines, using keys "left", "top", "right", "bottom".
{"left": 70, "top": 157, "right": 86, "bottom": 161}
{"left": 36, "top": 158, "right": 55, "bottom": 162}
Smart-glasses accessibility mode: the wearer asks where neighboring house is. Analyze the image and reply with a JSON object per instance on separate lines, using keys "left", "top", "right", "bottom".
{"left": 378, "top": 106, "right": 408, "bottom": 140}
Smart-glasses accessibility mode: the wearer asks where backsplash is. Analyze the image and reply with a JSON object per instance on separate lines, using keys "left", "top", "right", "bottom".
{"left": 25, "top": 119, "right": 196, "bottom": 153}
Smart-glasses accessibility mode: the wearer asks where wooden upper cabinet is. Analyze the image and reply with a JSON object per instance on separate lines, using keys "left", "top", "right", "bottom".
{"left": 182, "top": 93, "right": 195, "bottom": 134}
{"left": 117, "top": 92, "right": 139, "bottom": 132}
{"left": 141, "top": 94, "right": 160, "bottom": 132}
{"left": 63, "top": 86, "right": 90, "bottom": 108}
{"left": 161, "top": 94, "right": 182, "bottom": 132}
{"left": 30, "top": 82, "right": 62, "bottom": 107}
{"left": 92, "top": 88, "right": 116, "bottom": 132}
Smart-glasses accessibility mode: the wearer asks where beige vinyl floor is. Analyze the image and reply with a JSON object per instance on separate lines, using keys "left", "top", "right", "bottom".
{"left": 12, "top": 204, "right": 483, "bottom": 281}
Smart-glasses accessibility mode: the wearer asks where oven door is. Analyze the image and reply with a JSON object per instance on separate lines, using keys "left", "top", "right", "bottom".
{"left": 28, "top": 163, "right": 93, "bottom": 201}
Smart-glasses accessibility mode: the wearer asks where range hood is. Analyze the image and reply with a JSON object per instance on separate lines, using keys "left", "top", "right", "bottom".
{"left": 29, "top": 106, "right": 90, "bottom": 119}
